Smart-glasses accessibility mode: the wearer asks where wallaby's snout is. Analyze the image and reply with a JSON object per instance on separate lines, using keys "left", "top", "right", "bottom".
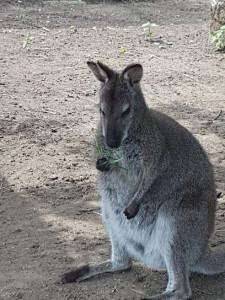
{"left": 106, "top": 139, "right": 119, "bottom": 149}
{"left": 102, "top": 101, "right": 131, "bottom": 149}
{"left": 104, "top": 117, "right": 126, "bottom": 148}
{"left": 105, "top": 126, "right": 121, "bottom": 149}
{"left": 104, "top": 114, "right": 127, "bottom": 149}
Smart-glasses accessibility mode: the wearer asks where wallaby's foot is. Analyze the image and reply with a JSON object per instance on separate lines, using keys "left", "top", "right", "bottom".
{"left": 56, "top": 265, "right": 90, "bottom": 284}
{"left": 96, "top": 157, "right": 111, "bottom": 171}
{"left": 141, "top": 290, "right": 192, "bottom": 300}
{"left": 124, "top": 201, "right": 140, "bottom": 219}
{"left": 56, "top": 259, "right": 132, "bottom": 285}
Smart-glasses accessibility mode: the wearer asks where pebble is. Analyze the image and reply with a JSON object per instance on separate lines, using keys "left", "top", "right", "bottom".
{"left": 49, "top": 175, "right": 58, "bottom": 181}
{"left": 16, "top": 292, "right": 24, "bottom": 299}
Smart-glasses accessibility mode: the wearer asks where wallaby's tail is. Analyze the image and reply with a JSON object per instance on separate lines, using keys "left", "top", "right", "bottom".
{"left": 193, "top": 245, "right": 225, "bottom": 275}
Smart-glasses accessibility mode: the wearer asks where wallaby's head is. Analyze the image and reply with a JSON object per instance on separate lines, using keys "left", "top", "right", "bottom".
{"left": 87, "top": 61, "right": 144, "bottom": 148}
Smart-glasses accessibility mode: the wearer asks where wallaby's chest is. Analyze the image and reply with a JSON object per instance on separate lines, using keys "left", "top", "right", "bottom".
{"left": 99, "top": 147, "right": 143, "bottom": 206}
{"left": 99, "top": 167, "right": 141, "bottom": 209}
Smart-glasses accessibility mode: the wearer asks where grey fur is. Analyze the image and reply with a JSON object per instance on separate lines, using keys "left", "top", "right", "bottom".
{"left": 58, "top": 62, "right": 225, "bottom": 300}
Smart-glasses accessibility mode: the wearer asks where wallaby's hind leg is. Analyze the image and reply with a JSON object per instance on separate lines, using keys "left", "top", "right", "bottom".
{"left": 57, "top": 239, "right": 132, "bottom": 284}
{"left": 143, "top": 249, "right": 192, "bottom": 300}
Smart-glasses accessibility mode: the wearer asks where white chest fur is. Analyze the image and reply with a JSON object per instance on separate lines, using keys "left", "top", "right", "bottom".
{"left": 101, "top": 196, "right": 171, "bottom": 270}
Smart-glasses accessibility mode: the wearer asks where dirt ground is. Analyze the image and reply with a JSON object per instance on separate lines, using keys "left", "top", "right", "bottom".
{"left": 0, "top": 0, "right": 225, "bottom": 299}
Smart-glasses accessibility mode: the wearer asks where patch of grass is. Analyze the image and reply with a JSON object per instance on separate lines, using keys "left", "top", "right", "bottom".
{"left": 211, "top": 25, "right": 225, "bottom": 51}
{"left": 23, "top": 34, "right": 34, "bottom": 49}
{"left": 141, "top": 22, "right": 158, "bottom": 40}
{"left": 119, "top": 47, "right": 126, "bottom": 54}
{"left": 67, "top": 26, "right": 78, "bottom": 33}
{"left": 95, "top": 138, "right": 104, "bottom": 158}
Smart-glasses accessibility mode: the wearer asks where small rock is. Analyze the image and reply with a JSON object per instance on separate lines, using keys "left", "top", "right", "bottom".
{"left": 49, "top": 175, "right": 58, "bottom": 181}
{"left": 16, "top": 292, "right": 24, "bottom": 299}
{"left": 31, "top": 243, "right": 40, "bottom": 250}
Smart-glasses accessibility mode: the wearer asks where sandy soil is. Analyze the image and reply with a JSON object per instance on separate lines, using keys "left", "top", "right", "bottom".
{"left": 0, "top": 0, "right": 225, "bottom": 299}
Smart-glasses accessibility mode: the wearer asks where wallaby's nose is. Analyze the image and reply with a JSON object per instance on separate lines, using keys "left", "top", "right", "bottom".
{"left": 106, "top": 135, "right": 120, "bottom": 149}
{"left": 107, "top": 140, "right": 120, "bottom": 148}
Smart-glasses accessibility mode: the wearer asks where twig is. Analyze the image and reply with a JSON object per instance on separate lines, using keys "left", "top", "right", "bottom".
{"left": 22, "top": 21, "right": 50, "bottom": 32}
{"left": 27, "top": 55, "right": 48, "bottom": 58}
{"left": 17, "top": 132, "right": 21, "bottom": 142}
{"left": 106, "top": 26, "right": 117, "bottom": 31}
{"left": 183, "top": 73, "right": 194, "bottom": 80}
{"left": 194, "top": 287, "right": 213, "bottom": 295}
{"left": 42, "top": 27, "right": 50, "bottom": 32}
{"left": 24, "top": 108, "right": 58, "bottom": 115}
{"left": 52, "top": 31, "right": 62, "bottom": 35}
{"left": 213, "top": 109, "right": 222, "bottom": 121}
{"left": 131, "top": 288, "right": 150, "bottom": 297}
{"left": 124, "top": 51, "right": 135, "bottom": 55}
{"left": 92, "top": 211, "right": 101, "bottom": 216}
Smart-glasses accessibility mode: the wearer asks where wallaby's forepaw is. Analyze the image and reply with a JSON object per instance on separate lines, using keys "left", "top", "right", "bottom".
{"left": 96, "top": 157, "right": 111, "bottom": 172}
{"left": 56, "top": 265, "right": 90, "bottom": 284}
{"left": 124, "top": 201, "right": 140, "bottom": 220}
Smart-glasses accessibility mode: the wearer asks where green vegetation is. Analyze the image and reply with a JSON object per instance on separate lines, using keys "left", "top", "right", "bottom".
{"left": 67, "top": 25, "right": 78, "bottom": 33}
{"left": 23, "top": 34, "right": 34, "bottom": 48}
{"left": 141, "top": 22, "right": 158, "bottom": 39}
{"left": 119, "top": 47, "right": 126, "bottom": 54}
{"left": 211, "top": 25, "right": 225, "bottom": 51}
{"left": 95, "top": 138, "right": 126, "bottom": 170}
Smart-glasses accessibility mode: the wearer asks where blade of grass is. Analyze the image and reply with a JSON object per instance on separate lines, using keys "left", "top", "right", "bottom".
{"left": 95, "top": 138, "right": 103, "bottom": 158}
{"left": 109, "top": 158, "right": 123, "bottom": 164}
{"left": 106, "top": 148, "right": 115, "bottom": 159}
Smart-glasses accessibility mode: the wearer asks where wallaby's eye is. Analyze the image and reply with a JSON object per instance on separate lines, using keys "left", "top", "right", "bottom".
{"left": 121, "top": 107, "right": 130, "bottom": 118}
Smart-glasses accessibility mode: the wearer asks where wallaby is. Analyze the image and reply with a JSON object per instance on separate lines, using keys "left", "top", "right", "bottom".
{"left": 58, "top": 62, "right": 225, "bottom": 299}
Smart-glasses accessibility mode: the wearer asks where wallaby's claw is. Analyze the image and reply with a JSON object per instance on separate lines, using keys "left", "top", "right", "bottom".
{"left": 96, "top": 157, "right": 111, "bottom": 172}
{"left": 124, "top": 201, "right": 140, "bottom": 220}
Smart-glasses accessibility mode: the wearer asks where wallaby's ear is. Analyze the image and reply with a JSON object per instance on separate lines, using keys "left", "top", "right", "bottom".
{"left": 87, "top": 61, "right": 114, "bottom": 83}
{"left": 122, "top": 64, "right": 143, "bottom": 87}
